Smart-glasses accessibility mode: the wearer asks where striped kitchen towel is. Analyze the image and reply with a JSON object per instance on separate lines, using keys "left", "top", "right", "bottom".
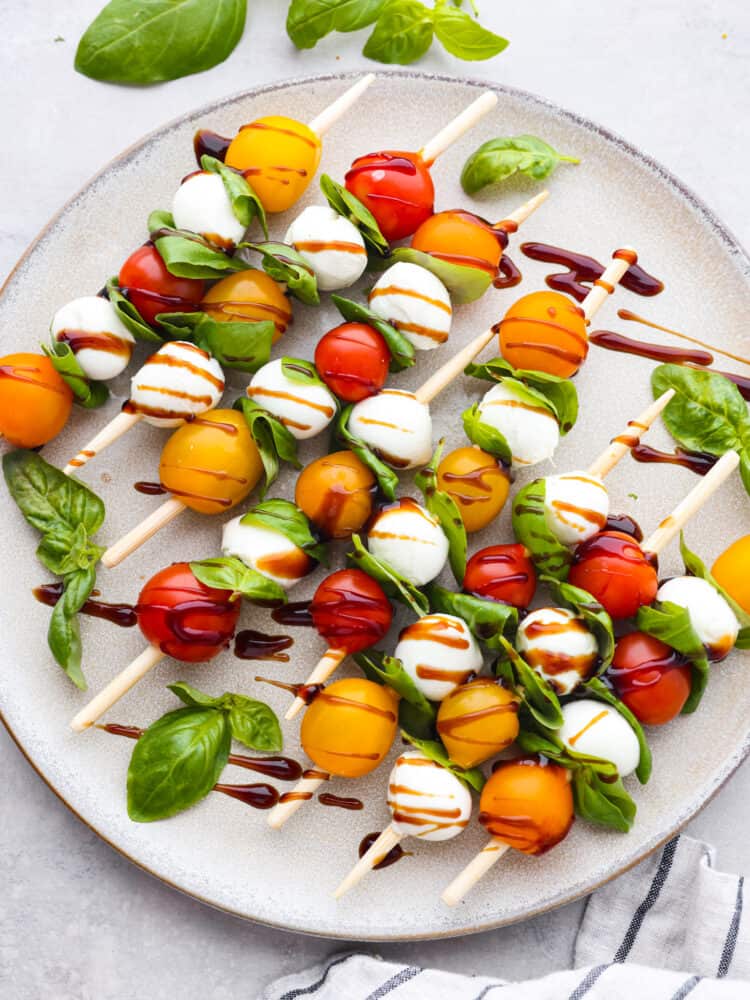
{"left": 261, "top": 835, "right": 748, "bottom": 999}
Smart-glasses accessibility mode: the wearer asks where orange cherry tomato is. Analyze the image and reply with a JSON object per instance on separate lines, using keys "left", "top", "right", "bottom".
{"left": 310, "top": 569, "right": 392, "bottom": 654}
{"left": 498, "top": 290, "right": 588, "bottom": 378}
{"left": 345, "top": 151, "right": 434, "bottom": 241}
{"left": 463, "top": 543, "right": 537, "bottom": 609}
{"left": 479, "top": 756, "right": 574, "bottom": 855}
{"left": 301, "top": 678, "right": 398, "bottom": 778}
{"left": 119, "top": 244, "right": 205, "bottom": 328}
{"left": 569, "top": 530, "right": 658, "bottom": 620}
{"left": 411, "top": 210, "right": 502, "bottom": 277}
{"left": 159, "top": 409, "right": 262, "bottom": 514}
{"left": 0, "top": 353, "right": 73, "bottom": 447}
{"left": 314, "top": 322, "right": 390, "bottom": 403}
{"left": 437, "top": 678, "right": 520, "bottom": 768}
{"left": 201, "top": 269, "right": 292, "bottom": 342}
{"left": 295, "top": 450, "right": 375, "bottom": 539}
{"left": 437, "top": 446, "right": 510, "bottom": 532}
{"left": 609, "top": 632, "right": 692, "bottom": 725}
{"left": 712, "top": 535, "right": 750, "bottom": 614}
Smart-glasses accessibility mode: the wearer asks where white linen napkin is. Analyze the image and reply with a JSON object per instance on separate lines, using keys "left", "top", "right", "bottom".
{"left": 260, "top": 835, "right": 748, "bottom": 1000}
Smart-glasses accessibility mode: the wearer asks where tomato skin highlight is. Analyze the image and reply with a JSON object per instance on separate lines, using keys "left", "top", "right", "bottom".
{"left": 609, "top": 631, "right": 693, "bottom": 725}
{"left": 118, "top": 244, "right": 205, "bottom": 327}
{"left": 498, "top": 290, "right": 588, "bottom": 378}
{"left": 314, "top": 322, "right": 390, "bottom": 403}
{"left": 463, "top": 543, "right": 537, "bottom": 609}
{"left": 411, "top": 210, "right": 503, "bottom": 276}
{"left": 295, "top": 450, "right": 375, "bottom": 539}
{"left": 569, "top": 530, "right": 658, "bottom": 620}
{"left": 0, "top": 352, "right": 73, "bottom": 447}
{"left": 436, "top": 446, "right": 510, "bottom": 533}
{"left": 310, "top": 568, "right": 392, "bottom": 654}
{"left": 345, "top": 150, "right": 434, "bottom": 241}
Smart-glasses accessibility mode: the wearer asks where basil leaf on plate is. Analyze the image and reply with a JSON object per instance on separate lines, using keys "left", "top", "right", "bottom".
{"left": 242, "top": 242, "right": 319, "bottom": 305}
{"left": 387, "top": 246, "right": 492, "bottom": 304}
{"left": 332, "top": 295, "right": 415, "bottom": 371}
{"left": 241, "top": 498, "right": 328, "bottom": 565}
{"left": 461, "top": 135, "right": 578, "bottom": 194}
{"left": 320, "top": 174, "right": 389, "bottom": 256}
{"left": 153, "top": 229, "right": 248, "bottom": 280}
{"left": 154, "top": 312, "right": 274, "bottom": 373}
{"left": 426, "top": 584, "right": 519, "bottom": 649}
{"left": 75, "top": 0, "right": 248, "bottom": 85}
{"left": 679, "top": 532, "right": 750, "bottom": 637}
{"left": 635, "top": 600, "right": 709, "bottom": 713}
{"left": 583, "top": 676, "right": 652, "bottom": 784}
{"left": 168, "top": 681, "right": 222, "bottom": 709}
{"left": 200, "top": 155, "right": 268, "bottom": 236}
{"left": 494, "top": 636, "right": 562, "bottom": 730}
{"left": 336, "top": 404, "right": 399, "bottom": 500}
{"left": 190, "top": 556, "right": 287, "bottom": 604}
{"left": 542, "top": 576, "right": 615, "bottom": 672}
{"left": 465, "top": 357, "right": 578, "bottom": 434}
{"left": 36, "top": 521, "right": 104, "bottom": 578}
{"left": 461, "top": 403, "right": 513, "bottom": 466}
{"left": 415, "top": 442, "right": 467, "bottom": 584}
{"left": 3, "top": 450, "right": 105, "bottom": 539}
{"left": 354, "top": 650, "right": 436, "bottom": 740}
{"left": 402, "top": 731, "right": 485, "bottom": 792}
{"left": 105, "top": 276, "right": 163, "bottom": 342}
{"left": 363, "top": 0, "right": 434, "bottom": 64}
{"left": 433, "top": 3, "right": 508, "bottom": 61}
{"left": 512, "top": 479, "right": 572, "bottom": 581}
{"left": 148, "top": 208, "right": 176, "bottom": 232}
{"left": 42, "top": 343, "right": 109, "bottom": 409}
{"left": 287, "top": 0, "right": 386, "bottom": 48}
{"left": 349, "top": 533, "right": 429, "bottom": 616}
{"left": 48, "top": 566, "right": 97, "bottom": 690}
{"left": 233, "top": 397, "right": 301, "bottom": 496}
{"left": 168, "top": 683, "right": 282, "bottom": 751}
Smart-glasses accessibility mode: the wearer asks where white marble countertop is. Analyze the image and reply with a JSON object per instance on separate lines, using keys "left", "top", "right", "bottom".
{"left": 1, "top": 2, "right": 749, "bottom": 997}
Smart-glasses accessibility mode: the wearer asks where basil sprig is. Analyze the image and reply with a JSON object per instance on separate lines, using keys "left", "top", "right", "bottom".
{"left": 387, "top": 246, "right": 492, "bottom": 304}
{"left": 461, "top": 135, "right": 579, "bottom": 195}
{"left": 349, "top": 533, "right": 429, "bottom": 616}
{"left": 150, "top": 210, "right": 249, "bottom": 280}
{"left": 635, "top": 601, "right": 709, "bottom": 714}
{"left": 583, "top": 677, "right": 652, "bottom": 784}
{"left": 402, "top": 730, "right": 485, "bottom": 793}
{"left": 332, "top": 294, "right": 415, "bottom": 372}
{"left": 105, "top": 277, "right": 163, "bottom": 342}
{"left": 354, "top": 649, "right": 436, "bottom": 740}
{"left": 3, "top": 450, "right": 106, "bottom": 689}
{"left": 169, "top": 681, "right": 282, "bottom": 751}
{"left": 466, "top": 357, "right": 579, "bottom": 434}
{"left": 190, "top": 556, "right": 287, "bottom": 604}
{"left": 241, "top": 498, "right": 328, "bottom": 566}
{"left": 426, "top": 584, "right": 518, "bottom": 649}
{"left": 241, "top": 241, "right": 319, "bottom": 305}
{"left": 320, "top": 174, "right": 389, "bottom": 256}
{"left": 233, "top": 397, "right": 301, "bottom": 497}
{"left": 200, "top": 155, "right": 267, "bottom": 237}
{"left": 415, "top": 442, "right": 467, "bottom": 584}
{"left": 512, "top": 479, "right": 572, "bottom": 581}
{"left": 679, "top": 533, "right": 750, "bottom": 646}
{"left": 336, "top": 405, "right": 399, "bottom": 500}
{"left": 42, "top": 342, "right": 109, "bottom": 409}
{"left": 494, "top": 636, "right": 562, "bottom": 730}
{"left": 542, "top": 576, "right": 615, "bottom": 673}
{"left": 155, "top": 312, "right": 275, "bottom": 373}
{"left": 462, "top": 403, "right": 513, "bottom": 465}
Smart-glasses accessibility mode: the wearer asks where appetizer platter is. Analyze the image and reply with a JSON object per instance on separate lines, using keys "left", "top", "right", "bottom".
{"left": 1, "top": 72, "right": 750, "bottom": 941}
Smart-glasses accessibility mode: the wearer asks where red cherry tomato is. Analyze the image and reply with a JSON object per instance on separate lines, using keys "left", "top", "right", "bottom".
{"left": 568, "top": 531, "right": 658, "bottom": 620}
{"left": 609, "top": 632, "right": 692, "bottom": 725}
{"left": 311, "top": 568, "right": 393, "bottom": 654}
{"left": 137, "top": 562, "right": 240, "bottom": 662}
{"left": 119, "top": 244, "right": 205, "bottom": 327}
{"left": 463, "top": 544, "right": 537, "bottom": 609}
{"left": 314, "top": 322, "right": 391, "bottom": 403}
{"left": 345, "top": 151, "right": 434, "bottom": 242}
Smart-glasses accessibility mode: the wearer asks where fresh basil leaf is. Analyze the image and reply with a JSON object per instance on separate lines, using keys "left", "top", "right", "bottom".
{"left": 154, "top": 229, "right": 248, "bottom": 280}
{"left": 511, "top": 479, "right": 572, "bottom": 581}
{"left": 190, "top": 556, "right": 287, "bottom": 604}
{"left": 349, "top": 533, "right": 429, "bottom": 616}
{"left": 3, "top": 450, "right": 105, "bottom": 539}
{"left": 401, "top": 731, "right": 485, "bottom": 792}
{"left": 287, "top": 0, "right": 386, "bottom": 48}
{"left": 415, "top": 442, "right": 467, "bottom": 584}
{"left": 148, "top": 209, "right": 175, "bottom": 232}
{"left": 462, "top": 403, "right": 512, "bottom": 465}
{"left": 465, "top": 357, "right": 578, "bottom": 434}
{"left": 37, "top": 522, "right": 104, "bottom": 577}
{"left": 584, "top": 676, "right": 652, "bottom": 784}
{"left": 168, "top": 682, "right": 282, "bottom": 751}
{"left": 387, "top": 246, "right": 491, "bottom": 304}
{"left": 331, "top": 294, "right": 415, "bottom": 372}
{"left": 281, "top": 357, "right": 328, "bottom": 390}
{"left": 233, "top": 397, "right": 301, "bottom": 496}
{"left": 336, "top": 404, "right": 399, "bottom": 500}
{"left": 200, "top": 155, "right": 267, "bottom": 237}
{"left": 48, "top": 566, "right": 97, "bottom": 690}
{"left": 433, "top": 3, "right": 508, "bottom": 61}
{"left": 154, "top": 312, "right": 274, "bottom": 373}
{"left": 461, "top": 135, "right": 578, "bottom": 194}
{"left": 42, "top": 343, "right": 109, "bottom": 409}
{"left": 679, "top": 532, "right": 750, "bottom": 629}
{"left": 168, "top": 681, "right": 221, "bottom": 709}
{"left": 127, "top": 708, "right": 231, "bottom": 822}
{"left": 320, "top": 174, "right": 389, "bottom": 256}
{"left": 635, "top": 600, "right": 709, "bottom": 714}
{"left": 494, "top": 636, "right": 562, "bottom": 729}
{"left": 75, "top": 0, "right": 247, "bottom": 85}
{"left": 240, "top": 498, "right": 327, "bottom": 565}
{"left": 354, "top": 650, "right": 436, "bottom": 740}
{"left": 542, "top": 576, "right": 615, "bottom": 672}
{"left": 426, "top": 584, "right": 518, "bottom": 649}
{"left": 241, "top": 242, "right": 319, "bottom": 305}
{"left": 363, "top": 0, "right": 434, "bottom": 63}
{"left": 105, "top": 276, "right": 163, "bottom": 342}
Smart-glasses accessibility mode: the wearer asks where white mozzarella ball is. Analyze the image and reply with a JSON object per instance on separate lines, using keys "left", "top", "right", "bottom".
{"left": 657, "top": 576, "right": 739, "bottom": 660}
{"left": 516, "top": 607, "right": 599, "bottom": 696}
{"left": 172, "top": 171, "right": 246, "bottom": 248}
{"left": 543, "top": 472, "right": 609, "bottom": 546}
{"left": 221, "top": 516, "right": 310, "bottom": 589}
{"left": 395, "top": 614, "right": 483, "bottom": 701}
{"left": 246, "top": 358, "right": 337, "bottom": 440}
{"left": 477, "top": 381, "right": 560, "bottom": 468}
{"left": 368, "top": 261, "right": 452, "bottom": 351}
{"left": 50, "top": 296, "right": 135, "bottom": 381}
{"left": 367, "top": 499, "right": 448, "bottom": 586}
{"left": 388, "top": 751, "right": 472, "bottom": 841}
{"left": 285, "top": 205, "right": 367, "bottom": 291}
{"left": 348, "top": 389, "right": 432, "bottom": 469}
{"left": 559, "top": 699, "right": 640, "bottom": 778}
{"left": 130, "top": 341, "right": 225, "bottom": 427}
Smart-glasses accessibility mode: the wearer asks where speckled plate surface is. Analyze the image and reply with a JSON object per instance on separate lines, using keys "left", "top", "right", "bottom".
{"left": 2, "top": 71, "right": 750, "bottom": 941}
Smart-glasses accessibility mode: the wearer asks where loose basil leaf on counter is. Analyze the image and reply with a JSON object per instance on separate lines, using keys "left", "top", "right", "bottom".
{"left": 42, "top": 343, "right": 109, "bottom": 409}
{"left": 349, "top": 533, "right": 429, "bottom": 616}
{"left": 105, "top": 277, "right": 163, "bottom": 343}
{"left": 241, "top": 498, "right": 328, "bottom": 565}
{"left": 679, "top": 533, "right": 750, "bottom": 642}
{"left": 542, "top": 576, "right": 615, "bottom": 672}
{"left": 169, "top": 683, "right": 282, "bottom": 752}
{"left": 415, "top": 441, "right": 467, "bottom": 584}
{"left": 426, "top": 584, "right": 518, "bottom": 649}
{"left": 401, "top": 731, "right": 485, "bottom": 793}
{"left": 241, "top": 242, "right": 319, "bottom": 305}
{"left": 465, "top": 358, "right": 579, "bottom": 434}
{"left": 354, "top": 650, "right": 436, "bottom": 740}
{"left": 153, "top": 228, "right": 248, "bottom": 280}
{"left": 48, "top": 566, "right": 97, "bottom": 690}
{"left": 287, "top": 0, "right": 386, "bottom": 48}
{"left": 494, "top": 636, "right": 562, "bottom": 730}
{"left": 127, "top": 708, "right": 231, "bottom": 822}
{"left": 511, "top": 479, "right": 572, "bottom": 581}
{"left": 155, "top": 312, "right": 274, "bottom": 373}
{"left": 461, "top": 135, "right": 578, "bottom": 194}
{"left": 363, "top": 0, "right": 435, "bottom": 64}
{"left": 387, "top": 246, "right": 491, "bottom": 304}
{"left": 234, "top": 397, "right": 301, "bottom": 496}
{"left": 635, "top": 600, "right": 709, "bottom": 714}
{"left": 584, "top": 676, "right": 652, "bottom": 784}
{"left": 190, "top": 556, "right": 287, "bottom": 605}
{"left": 200, "top": 155, "right": 268, "bottom": 236}
{"left": 462, "top": 403, "right": 512, "bottom": 466}
{"left": 336, "top": 405, "right": 399, "bottom": 500}
{"left": 76, "top": 0, "right": 248, "bottom": 85}
{"left": 281, "top": 357, "right": 329, "bottom": 391}
{"left": 320, "top": 174, "right": 389, "bottom": 256}
{"left": 331, "top": 295, "right": 415, "bottom": 372}
{"left": 433, "top": 2, "right": 508, "bottom": 61}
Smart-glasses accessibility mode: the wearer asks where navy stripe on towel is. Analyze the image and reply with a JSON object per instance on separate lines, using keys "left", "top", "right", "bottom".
{"left": 670, "top": 975, "right": 702, "bottom": 1000}
{"left": 614, "top": 836, "right": 680, "bottom": 962}
{"left": 365, "top": 966, "right": 422, "bottom": 999}
{"left": 717, "top": 875, "right": 744, "bottom": 978}
{"left": 568, "top": 963, "right": 609, "bottom": 999}
{"left": 279, "top": 955, "right": 353, "bottom": 1000}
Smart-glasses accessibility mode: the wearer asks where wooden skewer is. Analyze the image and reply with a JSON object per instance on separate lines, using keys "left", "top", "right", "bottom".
{"left": 101, "top": 497, "right": 186, "bottom": 569}
{"left": 581, "top": 247, "right": 637, "bottom": 322}
{"left": 285, "top": 649, "right": 346, "bottom": 720}
{"left": 419, "top": 91, "right": 497, "bottom": 167}
{"left": 586, "top": 389, "right": 676, "bottom": 479}
{"left": 414, "top": 325, "right": 496, "bottom": 405}
{"left": 70, "top": 644, "right": 165, "bottom": 732}
{"left": 441, "top": 837, "right": 511, "bottom": 906}
{"left": 495, "top": 190, "right": 550, "bottom": 230}
{"left": 63, "top": 411, "right": 142, "bottom": 476}
{"left": 266, "top": 770, "right": 330, "bottom": 830}
{"left": 334, "top": 825, "right": 403, "bottom": 899}
{"left": 308, "top": 74, "right": 376, "bottom": 137}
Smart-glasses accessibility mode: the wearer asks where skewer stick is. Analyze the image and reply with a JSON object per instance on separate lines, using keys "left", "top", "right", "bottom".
{"left": 63, "top": 411, "right": 142, "bottom": 476}
{"left": 285, "top": 649, "right": 346, "bottom": 720}
{"left": 586, "top": 389, "right": 676, "bottom": 479}
{"left": 442, "top": 837, "right": 511, "bottom": 906}
{"left": 267, "top": 771, "right": 330, "bottom": 830}
{"left": 495, "top": 190, "right": 550, "bottom": 230}
{"left": 70, "top": 644, "right": 165, "bottom": 732}
{"left": 334, "top": 825, "right": 403, "bottom": 899}
{"left": 101, "top": 498, "right": 186, "bottom": 569}
{"left": 419, "top": 91, "right": 498, "bottom": 167}
{"left": 643, "top": 449, "right": 740, "bottom": 556}
{"left": 415, "top": 325, "right": 496, "bottom": 405}
{"left": 308, "top": 74, "right": 376, "bottom": 137}
{"left": 581, "top": 248, "right": 637, "bottom": 322}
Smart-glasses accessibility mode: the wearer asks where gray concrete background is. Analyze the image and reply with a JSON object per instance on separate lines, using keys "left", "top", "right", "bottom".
{"left": 1, "top": 2, "right": 748, "bottom": 997}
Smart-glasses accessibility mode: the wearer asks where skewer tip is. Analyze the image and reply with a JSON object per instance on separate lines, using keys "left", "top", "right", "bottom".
{"left": 284, "top": 697, "right": 305, "bottom": 721}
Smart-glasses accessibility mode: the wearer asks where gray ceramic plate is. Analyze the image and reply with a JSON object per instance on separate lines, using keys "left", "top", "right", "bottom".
{"left": 2, "top": 71, "right": 750, "bottom": 941}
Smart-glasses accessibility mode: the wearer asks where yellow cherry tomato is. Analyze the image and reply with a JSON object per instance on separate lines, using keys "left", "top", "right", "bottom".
{"left": 411, "top": 210, "right": 502, "bottom": 276}
{"left": 0, "top": 352, "right": 73, "bottom": 448}
{"left": 712, "top": 535, "right": 750, "bottom": 614}
{"left": 436, "top": 445, "right": 510, "bottom": 533}
{"left": 159, "top": 409, "right": 262, "bottom": 514}
{"left": 201, "top": 269, "right": 292, "bottom": 342}
{"left": 301, "top": 678, "right": 398, "bottom": 778}
{"left": 498, "top": 290, "right": 588, "bottom": 378}
{"left": 437, "top": 678, "right": 519, "bottom": 769}
{"left": 225, "top": 116, "right": 322, "bottom": 213}
{"left": 295, "top": 450, "right": 375, "bottom": 539}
